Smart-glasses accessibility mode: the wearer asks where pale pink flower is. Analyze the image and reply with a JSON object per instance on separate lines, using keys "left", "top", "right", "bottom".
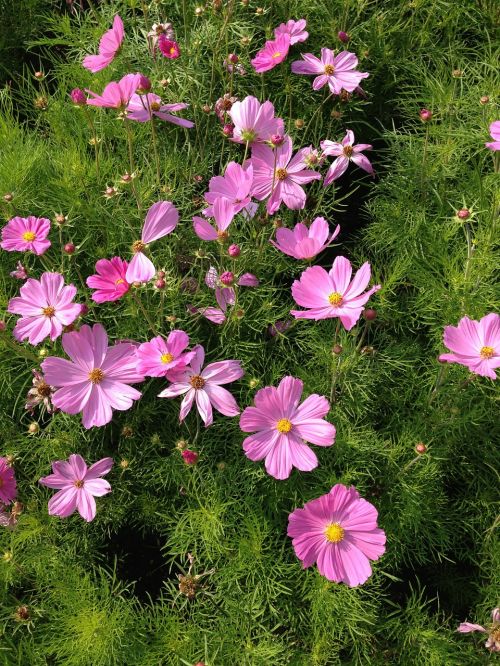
{"left": 0, "top": 458, "right": 17, "bottom": 505}
{"left": 291, "top": 256, "right": 381, "bottom": 330}
{"left": 321, "top": 130, "right": 373, "bottom": 184}
{"left": 1, "top": 216, "right": 51, "bottom": 255}
{"left": 158, "top": 345, "right": 244, "bottom": 427}
{"left": 438, "top": 313, "right": 500, "bottom": 380}
{"left": 458, "top": 608, "right": 500, "bottom": 652}
{"left": 287, "top": 484, "right": 386, "bottom": 586}
{"left": 41, "top": 323, "right": 144, "bottom": 429}
{"left": 39, "top": 454, "right": 113, "bottom": 522}
{"left": 485, "top": 120, "right": 500, "bottom": 151}
{"left": 83, "top": 15, "right": 124, "bottom": 73}
{"left": 193, "top": 197, "right": 235, "bottom": 241}
{"left": 126, "top": 201, "right": 179, "bottom": 283}
{"left": 240, "top": 376, "right": 335, "bottom": 479}
{"left": 251, "top": 33, "right": 290, "bottom": 73}
{"left": 291, "top": 49, "right": 369, "bottom": 94}
{"left": 10, "top": 261, "right": 28, "bottom": 280}
{"left": 203, "top": 161, "right": 254, "bottom": 218}
{"left": 271, "top": 217, "right": 340, "bottom": 260}
{"left": 250, "top": 135, "right": 321, "bottom": 214}
{"left": 274, "top": 19, "right": 308, "bottom": 45}
{"left": 7, "top": 272, "right": 81, "bottom": 345}
{"left": 86, "top": 257, "right": 130, "bottom": 303}
{"left": 137, "top": 331, "right": 195, "bottom": 377}
{"left": 158, "top": 36, "right": 180, "bottom": 59}
{"left": 86, "top": 73, "right": 142, "bottom": 109}
{"left": 229, "top": 96, "right": 284, "bottom": 144}
{"left": 126, "top": 93, "right": 194, "bottom": 128}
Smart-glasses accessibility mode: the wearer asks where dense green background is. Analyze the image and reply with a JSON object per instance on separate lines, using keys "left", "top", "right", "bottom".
{"left": 0, "top": 0, "right": 498, "bottom": 664}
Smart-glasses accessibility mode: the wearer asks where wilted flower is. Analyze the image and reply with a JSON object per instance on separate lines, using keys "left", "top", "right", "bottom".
{"left": 25, "top": 370, "right": 56, "bottom": 413}
{"left": 10, "top": 261, "right": 28, "bottom": 280}
{"left": 458, "top": 608, "right": 500, "bottom": 652}
{"left": 214, "top": 93, "right": 238, "bottom": 122}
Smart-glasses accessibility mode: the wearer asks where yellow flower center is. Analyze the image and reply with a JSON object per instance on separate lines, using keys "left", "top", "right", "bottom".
{"left": 73, "top": 479, "right": 84, "bottom": 488}
{"left": 272, "top": 51, "right": 282, "bottom": 59}
{"left": 276, "top": 418, "right": 292, "bottom": 433}
{"left": 22, "top": 231, "right": 36, "bottom": 241}
{"left": 328, "top": 292, "right": 343, "bottom": 306}
{"left": 88, "top": 368, "right": 104, "bottom": 384}
{"left": 190, "top": 374, "right": 205, "bottom": 389}
{"left": 170, "top": 47, "right": 176, "bottom": 56}
{"left": 324, "top": 64, "right": 335, "bottom": 75}
{"left": 150, "top": 102, "right": 161, "bottom": 112}
{"left": 343, "top": 145, "right": 353, "bottom": 158}
{"left": 160, "top": 353, "right": 174, "bottom": 364}
{"left": 132, "top": 240, "right": 146, "bottom": 253}
{"left": 480, "top": 346, "right": 495, "bottom": 359}
{"left": 115, "top": 278, "right": 125, "bottom": 285}
{"left": 324, "top": 522, "right": 345, "bottom": 543}
{"left": 42, "top": 306, "right": 56, "bottom": 318}
{"left": 275, "top": 168, "right": 288, "bottom": 181}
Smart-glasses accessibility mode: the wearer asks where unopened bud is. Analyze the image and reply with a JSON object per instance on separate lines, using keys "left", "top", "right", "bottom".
{"left": 294, "top": 118, "right": 304, "bottom": 129}
{"left": 119, "top": 459, "right": 129, "bottom": 469}
{"left": 456, "top": 208, "right": 470, "bottom": 219}
{"left": 363, "top": 308, "right": 377, "bottom": 321}
{"left": 137, "top": 74, "right": 152, "bottom": 93}
{"left": 419, "top": 108, "right": 432, "bottom": 122}
{"left": 479, "top": 95, "right": 489, "bottom": 105}
{"left": 220, "top": 271, "right": 234, "bottom": 286}
{"left": 361, "top": 345, "right": 375, "bottom": 355}
{"left": 70, "top": 88, "right": 87, "bottom": 105}
{"left": 3, "top": 193, "right": 13, "bottom": 202}
{"left": 64, "top": 242, "right": 75, "bottom": 254}
{"left": 228, "top": 53, "right": 239, "bottom": 64}
{"left": 55, "top": 213, "right": 67, "bottom": 225}
{"left": 38, "top": 348, "right": 49, "bottom": 358}
{"left": 28, "top": 422, "right": 40, "bottom": 435}
{"left": 121, "top": 426, "right": 134, "bottom": 438}
{"left": 415, "top": 442, "right": 427, "bottom": 454}
{"left": 222, "top": 123, "right": 234, "bottom": 137}
{"left": 155, "top": 278, "right": 166, "bottom": 289}
{"left": 202, "top": 103, "right": 212, "bottom": 113}
{"left": 337, "top": 31, "right": 350, "bottom": 43}
{"left": 332, "top": 344, "right": 343, "bottom": 355}
{"left": 181, "top": 449, "right": 199, "bottom": 465}
{"left": 270, "top": 134, "right": 284, "bottom": 147}
{"left": 228, "top": 244, "right": 240, "bottom": 258}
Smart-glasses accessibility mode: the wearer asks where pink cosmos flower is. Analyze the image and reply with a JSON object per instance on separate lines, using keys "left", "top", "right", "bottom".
{"left": 126, "top": 201, "right": 179, "bottom": 283}
{"left": 126, "top": 93, "right": 194, "bottom": 128}
{"left": 203, "top": 161, "right": 254, "bottom": 218}
{"left": 10, "top": 261, "right": 28, "bottom": 280}
{"left": 271, "top": 217, "right": 340, "bottom": 260}
{"left": 137, "top": 330, "right": 195, "bottom": 377}
{"left": 291, "top": 49, "right": 369, "bottom": 94}
{"left": 251, "top": 33, "right": 290, "bottom": 73}
{"left": 39, "top": 454, "right": 113, "bottom": 522}
{"left": 438, "top": 313, "right": 500, "bottom": 380}
{"left": 41, "top": 323, "right": 144, "bottom": 429}
{"left": 193, "top": 197, "right": 235, "bottom": 241}
{"left": 0, "top": 458, "right": 17, "bottom": 505}
{"left": 229, "top": 96, "right": 284, "bottom": 144}
{"left": 291, "top": 256, "right": 381, "bottom": 330}
{"left": 250, "top": 135, "right": 321, "bottom": 214}
{"left": 274, "top": 19, "right": 308, "bottom": 45}
{"left": 158, "top": 36, "right": 180, "bottom": 59}
{"left": 1, "top": 216, "right": 51, "bottom": 255}
{"left": 485, "top": 120, "right": 500, "bottom": 151}
{"left": 321, "top": 130, "right": 373, "bottom": 184}
{"left": 240, "top": 376, "right": 336, "bottom": 479}
{"left": 189, "top": 267, "right": 258, "bottom": 325}
{"left": 287, "top": 484, "right": 386, "bottom": 586}
{"left": 86, "top": 257, "right": 130, "bottom": 303}
{"left": 86, "top": 73, "right": 142, "bottom": 109}
{"left": 8, "top": 272, "right": 81, "bottom": 345}
{"left": 83, "top": 15, "right": 124, "bottom": 73}
{"left": 458, "top": 608, "right": 500, "bottom": 652}
{"left": 158, "top": 344, "right": 244, "bottom": 427}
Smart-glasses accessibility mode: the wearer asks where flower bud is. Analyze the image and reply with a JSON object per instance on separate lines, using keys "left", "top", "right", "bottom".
{"left": 255, "top": 7, "right": 264, "bottom": 14}
{"left": 70, "top": 88, "right": 87, "bottom": 105}
{"left": 415, "top": 442, "right": 427, "bottom": 454}
{"left": 456, "top": 208, "right": 470, "bottom": 219}
{"left": 38, "top": 348, "right": 49, "bottom": 358}
{"left": 228, "top": 53, "right": 239, "bottom": 64}
{"left": 479, "top": 95, "right": 489, "bottom": 105}
{"left": 363, "top": 308, "right": 377, "bottom": 321}
{"left": 0, "top": 321, "right": 6, "bottom": 332}
{"left": 332, "top": 344, "right": 343, "bottom": 355}
{"left": 120, "top": 172, "right": 133, "bottom": 183}
{"left": 270, "top": 133, "right": 285, "bottom": 147}
{"left": 248, "top": 377, "right": 259, "bottom": 388}
{"left": 160, "top": 78, "right": 170, "bottom": 88}
{"left": 156, "top": 270, "right": 166, "bottom": 279}
{"left": 155, "top": 278, "right": 166, "bottom": 289}
{"left": 361, "top": 345, "right": 375, "bottom": 355}
{"left": 451, "top": 69, "right": 462, "bottom": 78}
{"left": 119, "top": 459, "right": 129, "bottom": 469}
{"left": 34, "top": 95, "right": 48, "bottom": 110}
{"left": 216, "top": 462, "right": 225, "bottom": 471}
{"left": 3, "top": 193, "right": 13, "bottom": 202}
{"left": 104, "top": 186, "right": 118, "bottom": 198}
{"left": 166, "top": 315, "right": 177, "bottom": 323}
{"left": 294, "top": 118, "right": 304, "bottom": 129}
{"left": 64, "top": 242, "right": 75, "bottom": 254}
{"left": 228, "top": 243, "right": 240, "bottom": 258}
{"left": 337, "top": 31, "right": 350, "bottom": 43}
{"left": 54, "top": 213, "right": 67, "bottom": 225}
{"left": 5, "top": 455, "right": 14, "bottom": 466}
{"left": 194, "top": 6, "right": 204, "bottom": 15}
{"left": 181, "top": 449, "right": 199, "bottom": 465}
{"left": 176, "top": 439, "right": 188, "bottom": 450}
{"left": 121, "top": 426, "right": 134, "bottom": 438}
{"left": 137, "top": 74, "right": 152, "bottom": 93}
{"left": 419, "top": 108, "right": 432, "bottom": 122}
{"left": 28, "top": 422, "right": 40, "bottom": 435}
{"left": 220, "top": 271, "right": 234, "bottom": 286}
{"left": 222, "top": 123, "right": 234, "bottom": 137}
{"left": 14, "top": 606, "right": 30, "bottom": 622}
{"left": 241, "top": 35, "right": 250, "bottom": 46}
{"left": 34, "top": 71, "right": 44, "bottom": 80}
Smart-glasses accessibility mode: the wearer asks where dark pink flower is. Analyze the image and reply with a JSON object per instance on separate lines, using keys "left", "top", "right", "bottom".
{"left": 291, "top": 49, "right": 369, "bottom": 94}
{"left": 0, "top": 458, "right": 17, "bottom": 505}
{"left": 251, "top": 33, "right": 290, "bottom": 73}
{"left": 1, "top": 216, "right": 51, "bottom": 255}
{"left": 83, "top": 15, "right": 124, "bottom": 73}
{"left": 136, "top": 330, "right": 195, "bottom": 377}
{"left": 181, "top": 449, "right": 199, "bottom": 465}
{"left": 86, "top": 73, "right": 142, "bottom": 109}
{"left": 158, "top": 36, "right": 180, "bottom": 59}
{"left": 321, "top": 130, "right": 373, "bottom": 184}
{"left": 86, "top": 257, "right": 130, "bottom": 303}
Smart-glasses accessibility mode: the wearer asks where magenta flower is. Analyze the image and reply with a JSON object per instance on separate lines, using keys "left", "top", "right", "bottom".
{"left": 70, "top": 88, "right": 87, "bottom": 106}
{"left": 458, "top": 608, "right": 500, "bottom": 652}
{"left": 321, "top": 130, "right": 373, "bottom": 184}
{"left": 271, "top": 217, "right": 340, "bottom": 260}
{"left": 158, "top": 345, "right": 244, "bottom": 427}
{"left": 126, "top": 93, "right": 194, "bottom": 128}
{"left": 1, "top": 216, "right": 51, "bottom": 255}
{"left": 229, "top": 96, "right": 284, "bottom": 145}
{"left": 126, "top": 201, "right": 179, "bottom": 283}
{"left": 251, "top": 32, "right": 290, "bottom": 73}
{"left": 158, "top": 36, "right": 180, "bottom": 59}
{"left": 250, "top": 136, "right": 321, "bottom": 214}
{"left": 240, "top": 376, "right": 335, "bottom": 480}
{"left": 287, "top": 484, "right": 386, "bottom": 586}
{"left": 8, "top": 272, "right": 81, "bottom": 345}
{"left": 291, "top": 49, "right": 369, "bottom": 94}
{"left": 274, "top": 19, "right": 308, "bottom": 45}
{"left": 203, "top": 161, "right": 254, "bottom": 218}
{"left": 41, "top": 323, "right": 144, "bottom": 429}
{"left": 438, "top": 313, "right": 500, "bottom": 380}
{"left": 10, "top": 261, "right": 28, "bottom": 280}
{"left": 137, "top": 330, "right": 195, "bottom": 377}
{"left": 39, "top": 454, "right": 113, "bottom": 522}
{"left": 83, "top": 15, "right": 124, "bottom": 73}
{"left": 86, "top": 257, "right": 130, "bottom": 303}
{"left": 485, "top": 120, "right": 500, "bottom": 151}
{"left": 291, "top": 256, "right": 381, "bottom": 330}
{"left": 0, "top": 458, "right": 17, "bottom": 505}
{"left": 86, "top": 73, "right": 142, "bottom": 109}
{"left": 193, "top": 197, "right": 235, "bottom": 241}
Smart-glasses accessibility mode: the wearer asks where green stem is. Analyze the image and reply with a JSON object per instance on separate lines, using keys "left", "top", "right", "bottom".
{"left": 83, "top": 107, "right": 100, "bottom": 181}
{"left": 124, "top": 120, "right": 141, "bottom": 211}
{"left": 131, "top": 290, "right": 159, "bottom": 336}
{"left": 0, "top": 336, "right": 40, "bottom": 363}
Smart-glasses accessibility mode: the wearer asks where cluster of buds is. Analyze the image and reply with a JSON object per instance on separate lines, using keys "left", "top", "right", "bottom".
{"left": 223, "top": 53, "right": 246, "bottom": 75}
